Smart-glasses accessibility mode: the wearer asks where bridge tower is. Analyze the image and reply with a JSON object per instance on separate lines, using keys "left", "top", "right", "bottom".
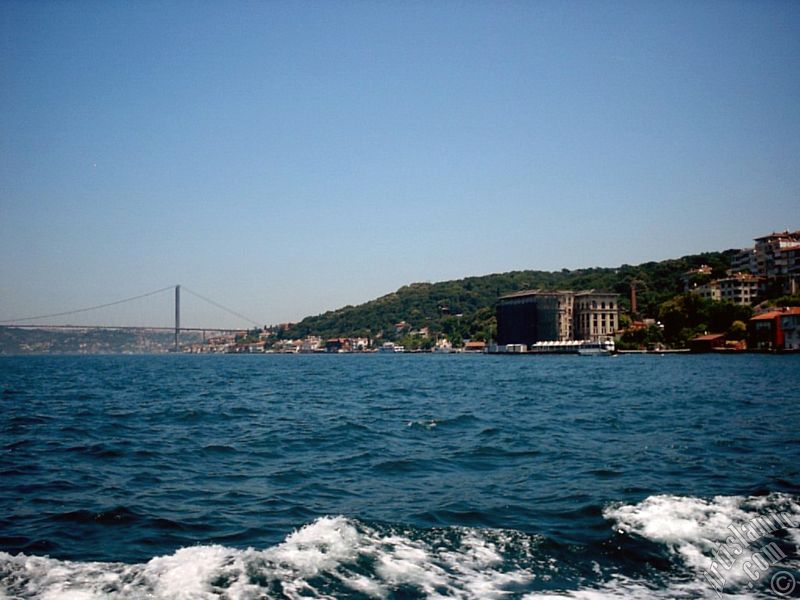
{"left": 174, "top": 285, "right": 181, "bottom": 352}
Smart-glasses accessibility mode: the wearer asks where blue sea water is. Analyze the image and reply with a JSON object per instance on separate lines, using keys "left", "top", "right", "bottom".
{"left": 1, "top": 353, "right": 799, "bottom": 599}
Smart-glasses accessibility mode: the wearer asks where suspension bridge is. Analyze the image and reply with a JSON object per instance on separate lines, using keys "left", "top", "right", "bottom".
{"left": 0, "top": 285, "right": 262, "bottom": 352}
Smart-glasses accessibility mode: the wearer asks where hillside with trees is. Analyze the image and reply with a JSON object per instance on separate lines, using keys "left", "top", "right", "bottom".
{"left": 283, "top": 249, "right": 741, "bottom": 347}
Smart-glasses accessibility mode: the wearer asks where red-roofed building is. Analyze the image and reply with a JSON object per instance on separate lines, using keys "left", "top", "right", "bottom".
{"left": 463, "top": 340, "right": 487, "bottom": 353}
{"left": 689, "top": 333, "right": 727, "bottom": 353}
{"left": 749, "top": 307, "right": 800, "bottom": 351}
{"left": 325, "top": 338, "right": 351, "bottom": 353}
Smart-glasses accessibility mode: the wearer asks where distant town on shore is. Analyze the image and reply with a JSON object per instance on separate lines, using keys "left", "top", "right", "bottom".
{"left": 2, "top": 229, "right": 799, "bottom": 355}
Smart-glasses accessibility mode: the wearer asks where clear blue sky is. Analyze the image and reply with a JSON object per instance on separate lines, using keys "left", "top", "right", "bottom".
{"left": 1, "top": 1, "right": 798, "bottom": 328}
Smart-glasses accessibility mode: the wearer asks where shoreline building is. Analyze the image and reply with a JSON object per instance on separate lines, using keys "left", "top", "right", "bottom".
{"left": 749, "top": 307, "right": 800, "bottom": 351}
{"left": 496, "top": 289, "right": 618, "bottom": 348}
{"left": 495, "top": 291, "right": 568, "bottom": 347}
{"left": 573, "top": 291, "right": 620, "bottom": 341}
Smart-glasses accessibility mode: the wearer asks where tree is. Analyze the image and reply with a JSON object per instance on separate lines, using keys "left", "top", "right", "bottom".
{"left": 773, "top": 295, "right": 800, "bottom": 308}
{"left": 658, "top": 295, "right": 705, "bottom": 343}
{"left": 658, "top": 294, "right": 753, "bottom": 347}
{"left": 727, "top": 320, "right": 747, "bottom": 341}
{"left": 617, "top": 323, "right": 664, "bottom": 350}
{"left": 707, "top": 302, "right": 752, "bottom": 333}
{"left": 281, "top": 250, "right": 740, "bottom": 343}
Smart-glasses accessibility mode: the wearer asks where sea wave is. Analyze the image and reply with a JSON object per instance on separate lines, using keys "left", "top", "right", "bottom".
{"left": 2, "top": 493, "right": 797, "bottom": 599}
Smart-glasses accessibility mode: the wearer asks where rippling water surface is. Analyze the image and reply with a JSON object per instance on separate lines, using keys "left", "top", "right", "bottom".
{"left": 1, "top": 353, "right": 799, "bottom": 598}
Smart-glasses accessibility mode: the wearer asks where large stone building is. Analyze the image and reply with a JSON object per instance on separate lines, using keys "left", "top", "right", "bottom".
{"left": 573, "top": 291, "right": 619, "bottom": 340}
{"left": 496, "top": 289, "right": 618, "bottom": 347}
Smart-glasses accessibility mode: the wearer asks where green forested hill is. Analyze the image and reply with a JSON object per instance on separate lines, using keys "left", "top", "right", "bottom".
{"left": 285, "top": 250, "right": 738, "bottom": 342}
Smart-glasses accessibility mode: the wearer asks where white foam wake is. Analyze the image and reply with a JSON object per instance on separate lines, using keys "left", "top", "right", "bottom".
{"left": 1, "top": 494, "right": 798, "bottom": 599}
{"left": 602, "top": 492, "right": 800, "bottom": 598}
{"left": 0, "top": 516, "right": 538, "bottom": 599}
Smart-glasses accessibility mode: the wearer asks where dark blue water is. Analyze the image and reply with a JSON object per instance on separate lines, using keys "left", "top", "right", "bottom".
{"left": 1, "top": 354, "right": 799, "bottom": 598}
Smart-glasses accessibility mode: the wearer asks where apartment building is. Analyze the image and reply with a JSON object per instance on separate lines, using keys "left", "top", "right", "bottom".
{"left": 754, "top": 230, "right": 800, "bottom": 279}
{"left": 693, "top": 273, "right": 762, "bottom": 306}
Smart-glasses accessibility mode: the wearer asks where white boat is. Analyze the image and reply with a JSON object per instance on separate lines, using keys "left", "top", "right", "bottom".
{"left": 433, "top": 339, "right": 454, "bottom": 353}
{"left": 577, "top": 340, "right": 615, "bottom": 356}
{"left": 379, "top": 342, "right": 405, "bottom": 353}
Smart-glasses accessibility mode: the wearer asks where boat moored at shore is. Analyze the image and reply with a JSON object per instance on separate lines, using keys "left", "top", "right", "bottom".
{"left": 379, "top": 342, "right": 405, "bottom": 353}
{"left": 490, "top": 339, "right": 615, "bottom": 355}
{"left": 576, "top": 339, "right": 615, "bottom": 355}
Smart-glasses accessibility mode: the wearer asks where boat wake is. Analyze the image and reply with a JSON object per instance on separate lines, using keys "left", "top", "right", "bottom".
{"left": 1, "top": 493, "right": 798, "bottom": 599}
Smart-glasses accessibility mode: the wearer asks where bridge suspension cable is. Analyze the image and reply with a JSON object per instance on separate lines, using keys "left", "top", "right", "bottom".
{"left": 181, "top": 287, "right": 261, "bottom": 327}
{"left": 0, "top": 286, "right": 175, "bottom": 324}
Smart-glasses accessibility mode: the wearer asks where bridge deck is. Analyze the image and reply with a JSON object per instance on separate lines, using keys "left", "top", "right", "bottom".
{"left": 0, "top": 324, "right": 246, "bottom": 333}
